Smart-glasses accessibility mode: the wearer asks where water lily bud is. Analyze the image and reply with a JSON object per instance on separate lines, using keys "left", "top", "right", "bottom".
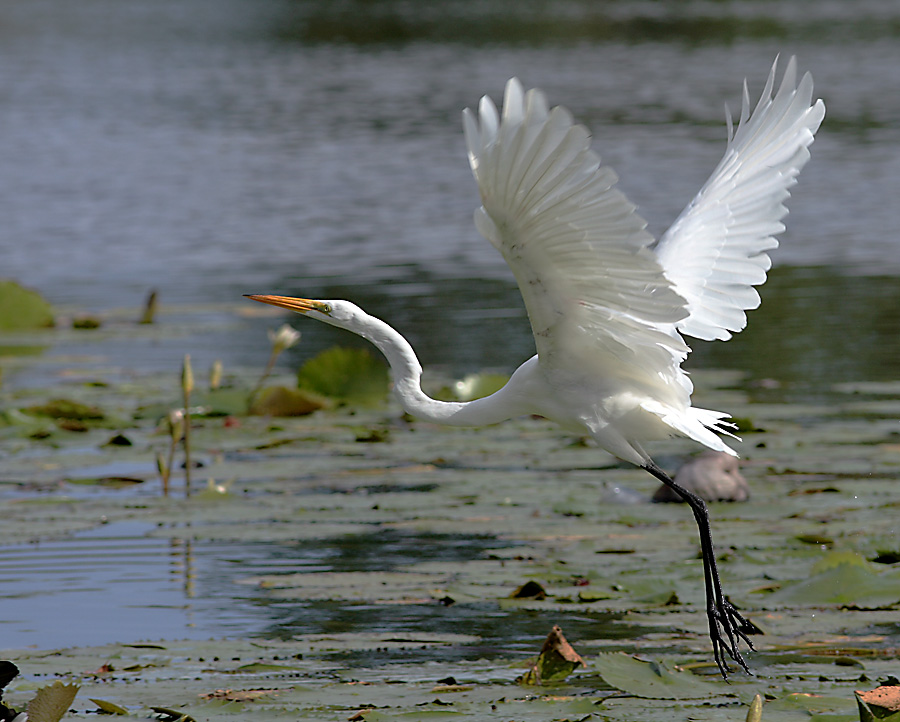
{"left": 167, "top": 409, "right": 185, "bottom": 441}
{"left": 181, "top": 354, "right": 194, "bottom": 395}
{"left": 155, "top": 452, "right": 168, "bottom": 478}
{"left": 209, "top": 359, "right": 223, "bottom": 390}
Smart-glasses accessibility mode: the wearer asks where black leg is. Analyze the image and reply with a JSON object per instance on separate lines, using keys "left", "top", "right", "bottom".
{"left": 643, "top": 461, "right": 754, "bottom": 678}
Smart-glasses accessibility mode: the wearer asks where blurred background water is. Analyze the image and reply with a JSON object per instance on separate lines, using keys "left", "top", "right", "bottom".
{"left": 0, "top": 0, "right": 899, "bottom": 387}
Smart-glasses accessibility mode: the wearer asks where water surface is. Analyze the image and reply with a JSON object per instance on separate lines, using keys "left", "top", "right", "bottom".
{"left": 1, "top": 0, "right": 900, "bottom": 653}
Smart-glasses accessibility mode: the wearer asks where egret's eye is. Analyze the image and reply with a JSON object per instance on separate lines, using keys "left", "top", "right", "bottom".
{"left": 321, "top": 303, "right": 333, "bottom": 314}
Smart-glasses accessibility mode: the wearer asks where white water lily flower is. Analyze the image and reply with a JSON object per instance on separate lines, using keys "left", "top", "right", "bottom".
{"left": 268, "top": 324, "right": 301, "bottom": 354}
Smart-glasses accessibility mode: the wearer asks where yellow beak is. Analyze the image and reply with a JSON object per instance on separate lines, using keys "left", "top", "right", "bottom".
{"left": 244, "top": 295, "right": 329, "bottom": 315}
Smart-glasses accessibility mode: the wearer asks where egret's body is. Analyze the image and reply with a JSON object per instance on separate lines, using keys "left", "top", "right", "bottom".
{"left": 249, "top": 57, "right": 824, "bottom": 676}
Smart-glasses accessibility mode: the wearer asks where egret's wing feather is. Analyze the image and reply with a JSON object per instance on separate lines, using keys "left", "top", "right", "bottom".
{"left": 464, "top": 79, "right": 689, "bottom": 377}
{"left": 654, "top": 56, "right": 825, "bottom": 342}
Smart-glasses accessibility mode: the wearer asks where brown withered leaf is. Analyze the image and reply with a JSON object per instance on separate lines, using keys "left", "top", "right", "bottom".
{"left": 857, "top": 685, "right": 900, "bottom": 722}
{"left": 519, "top": 625, "right": 585, "bottom": 685}
{"left": 26, "top": 681, "right": 80, "bottom": 722}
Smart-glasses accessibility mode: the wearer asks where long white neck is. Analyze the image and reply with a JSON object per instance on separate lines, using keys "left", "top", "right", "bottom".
{"left": 353, "top": 312, "right": 523, "bottom": 427}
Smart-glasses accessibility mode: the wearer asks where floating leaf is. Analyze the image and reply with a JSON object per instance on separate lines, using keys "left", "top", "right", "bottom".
{"left": 72, "top": 316, "right": 102, "bottom": 330}
{"left": 768, "top": 553, "right": 900, "bottom": 607}
{"left": 66, "top": 476, "right": 144, "bottom": 488}
{"left": 812, "top": 550, "right": 873, "bottom": 574}
{"left": 151, "top": 707, "right": 196, "bottom": 722}
{"left": 297, "top": 347, "right": 388, "bottom": 405}
{"left": 594, "top": 653, "right": 720, "bottom": 699}
{"left": 199, "top": 688, "right": 278, "bottom": 701}
{"left": 90, "top": 697, "right": 130, "bottom": 715}
{"left": 0, "top": 280, "right": 54, "bottom": 330}
{"left": 27, "top": 681, "right": 80, "bottom": 722}
{"left": 0, "top": 343, "right": 46, "bottom": 356}
{"left": 248, "top": 385, "right": 328, "bottom": 417}
{"left": 519, "top": 625, "right": 585, "bottom": 685}
{"left": 24, "top": 398, "right": 105, "bottom": 421}
{"left": 857, "top": 686, "right": 900, "bottom": 722}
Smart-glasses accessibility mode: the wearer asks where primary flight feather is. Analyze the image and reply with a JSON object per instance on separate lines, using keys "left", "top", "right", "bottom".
{"left": 248, "top": 57, "right": 824, "bottom": 676}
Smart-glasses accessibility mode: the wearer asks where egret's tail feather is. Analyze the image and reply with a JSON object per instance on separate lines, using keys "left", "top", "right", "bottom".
{"left": 642, "top": 401, "right": 740, "bottom": 457}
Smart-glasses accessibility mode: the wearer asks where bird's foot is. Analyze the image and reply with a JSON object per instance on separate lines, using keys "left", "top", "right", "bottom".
{"left": 708, "top": 596, "right": 755, "bottom": 678}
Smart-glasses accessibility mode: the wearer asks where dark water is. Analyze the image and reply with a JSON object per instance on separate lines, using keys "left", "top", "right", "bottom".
{"left": 0, "top": 519, "right": 630, "bottom": 654}
{"left": 2, "top": 0, "right": 899, "bottom": 386}
{"left": 2, "top": 0, "right": 900, "bottom": 649}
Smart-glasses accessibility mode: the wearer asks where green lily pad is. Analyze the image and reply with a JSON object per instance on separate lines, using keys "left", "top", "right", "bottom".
{"left": 594, "top": 652, "right": 722, "bottom": 699}
{"left": 248, "top": 385, "right": 329, "bottom": 416}
{"left": 23, "top": 398, "right": 105, "bottom": 421}
{"left": 0, "top": 280, "right": 54, "bottom": 330}
{"left": 767, "top": 552, "right": 900, "bottom": 607}
{"left": 297, "top": 347, "right": 388, "bottom": 406}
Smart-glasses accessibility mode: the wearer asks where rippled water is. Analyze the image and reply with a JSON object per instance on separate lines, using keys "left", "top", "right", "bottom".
{"left": 2, "top": 0, "right": 899, "bottom": 384}
{"left": 2, "top": 0, "right": 899, "bottom": 303}
{"left": 1, "top": 521, "right": 556, "bottom": 651}
{"left": 2, "top": 0, "right": 900, "bottom": 651}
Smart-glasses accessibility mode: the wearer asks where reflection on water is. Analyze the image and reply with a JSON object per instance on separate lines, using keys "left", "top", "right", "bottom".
{"left": 0, "top": 522, "right": 629, "bottom": 653}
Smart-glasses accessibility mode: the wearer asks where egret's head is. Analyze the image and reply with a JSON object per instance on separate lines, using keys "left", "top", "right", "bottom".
{"left": 245, "top": 295, "right": 365, "bottom": 331}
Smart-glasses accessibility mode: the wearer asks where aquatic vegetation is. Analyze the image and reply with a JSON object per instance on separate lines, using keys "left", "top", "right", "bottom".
{"left": 296, "top": 346, "right": 389, "bottom": 406}
{"left": 1, "top": 307, "right": 900, "bottom": 719}
{"left": 0, "top": 280, "right": 54, "bottom": 331}
{"left": 181, "top": 354, "right": 195, "bottom": 497}
{"left": 248, "top": 323, "right": 302, "bottom": 408}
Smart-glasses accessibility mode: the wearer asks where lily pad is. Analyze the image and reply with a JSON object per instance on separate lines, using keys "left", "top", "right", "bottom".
{"left": 248, "top": 385, "right": 329, "bottom": 416}
{"left": 26, "top": 681, "right": 80, "bottom": 722}
{"left": 857, "top": 686, "right": 900, "bottom": 722}
{"left": 767, "top": 552, "right": 900, "bottom": 607}
{"left": 594, "top": 652, "right": 722, "bottom": 699}
{"left": 0, "top": 280, "right": 54, "bottom": 330}
{"left": 518, "top": 625, "right": 586, "bottom": 685}
{"left": 297, "top": 347, "right": 389, "bottom": 406}
{"left": 23, "top": 398, "right": 105, "bottom": 421}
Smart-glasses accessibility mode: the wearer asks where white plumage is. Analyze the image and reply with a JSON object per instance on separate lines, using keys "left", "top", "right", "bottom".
{"left": 248, "top": 57, "right": 824, "bottom": 676}
{"left": 461, "top": 56, "right": 823, "bottom": 465}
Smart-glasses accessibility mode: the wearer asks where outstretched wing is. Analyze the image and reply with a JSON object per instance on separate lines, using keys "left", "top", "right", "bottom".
{"left": 463, "top": 79, "right": 689, "bottom": 379}
{"left": 653, "top": 56, "right": 825, "bottom": 342}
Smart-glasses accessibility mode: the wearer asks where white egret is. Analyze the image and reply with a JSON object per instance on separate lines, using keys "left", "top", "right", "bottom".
{"left": 248, "top": 57, "right": 824, "bottom": 676}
